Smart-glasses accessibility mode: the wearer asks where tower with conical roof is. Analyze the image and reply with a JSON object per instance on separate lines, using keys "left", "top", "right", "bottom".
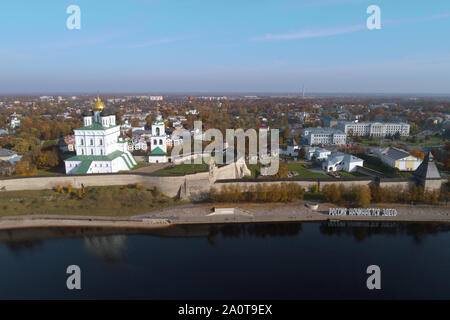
{"left": 413, "top": 152, "right": 443, "bottom": 191}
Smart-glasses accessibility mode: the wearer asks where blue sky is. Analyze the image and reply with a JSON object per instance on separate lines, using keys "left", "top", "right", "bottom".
{"left": 1, "top": 0, "right": 450, "bottom": 94}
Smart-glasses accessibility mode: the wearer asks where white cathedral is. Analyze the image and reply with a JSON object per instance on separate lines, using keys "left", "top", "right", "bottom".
{"left": 65, "top": 96, "right": 137, "bottom": 174}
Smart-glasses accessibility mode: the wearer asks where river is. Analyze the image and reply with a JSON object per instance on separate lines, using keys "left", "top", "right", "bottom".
{"left": 1, "top": 221, "right": 449, "bottom": 299}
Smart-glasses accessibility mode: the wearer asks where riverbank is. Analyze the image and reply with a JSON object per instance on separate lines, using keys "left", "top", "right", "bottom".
{"left": 0, "top": 201, "right": 449, "bottom": 231}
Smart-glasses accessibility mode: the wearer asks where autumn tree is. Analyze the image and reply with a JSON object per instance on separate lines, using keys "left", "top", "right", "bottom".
{"left": 322, "top": 184, "right": 342, "bottom": 203}
{"left": 355, "top": 186, "right": 371, "bottom": 207}
{"left": 411, "top": 149, "right": 425, "bottom": 160}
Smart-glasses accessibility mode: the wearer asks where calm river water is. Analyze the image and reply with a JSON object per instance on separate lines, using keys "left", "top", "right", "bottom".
{"left": 0, "top": 221, "right": 449, "bottom": 299}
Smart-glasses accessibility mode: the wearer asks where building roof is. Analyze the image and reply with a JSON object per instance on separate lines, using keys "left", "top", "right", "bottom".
{"left": 315, "top": 148, "right": 331, "bottom": 153}
{"left": 324, "top": 153, "right": 363, "bottom": 166}
{"left": 76, "top": 123, "right": 119, "bottom": 131}
{"left": 93, "top": 96, "right": 105, "bottom": 112}
{"left": 413, "top": 152, "right": 441, "bottom": 179}
{"left": 305, "top": 127, "right": 346, "bottom": 135}
{"left": 133, "top": 129, "right": 152, "bottom": 136}
{"left": 149, "top": 147, "right": 167, "bottom": 156}
{"left": 377, "top": 147, "right": 412, "bottom": 161}
{"left": 76, "top": 160, "right": 93, "bottom": 174}
{"left": 100, "top": 110, "right": 115, "bottom": 116}
{"left": 341, "top": 121, "right": 409, "bottom": 126}
{"left": 0, "top": 148, "right": 17, "bottom": 157}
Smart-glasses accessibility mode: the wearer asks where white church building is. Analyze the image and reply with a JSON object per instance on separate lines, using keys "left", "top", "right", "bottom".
{"left": 322, "top": 152, "right": 364, "bottom": 173}
{"left": 65, "top": 96, "right": 137, "bottom": 174}
{"left": 148, "top": 115, "right": 168, "bottom": 163}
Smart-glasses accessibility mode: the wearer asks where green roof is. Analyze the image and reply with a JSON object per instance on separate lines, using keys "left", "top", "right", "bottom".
{"left": 66, "top": 150, "right": 130, "bottom": 162}
{"left": 152, "top": 120, "right": 164, "bottom": 125}
{"left": 149, "top": 147, "right": 167, "bottom": 156}
{"left": 76, "top": 123, "right": 119, "bottom": 131}
{"left": 76, "top": 160, "right": 93, "bottom": 174}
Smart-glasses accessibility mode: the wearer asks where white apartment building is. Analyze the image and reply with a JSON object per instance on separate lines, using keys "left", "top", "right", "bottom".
{"left": 339, "top": 122, "right": 410, "bottom": 137}
{"left": 302, "top": 128, "right": 347, "bottom": 146}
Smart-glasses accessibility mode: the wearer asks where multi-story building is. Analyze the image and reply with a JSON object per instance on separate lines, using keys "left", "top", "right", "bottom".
{"left": 320, "top": 116, "right": 338, "bottom": 128}
{"left": 339, "top": 121, "right": 410, "bottom": 137}
{"left": 302, "top": 128, "right": 347, "bottom": 146}
{"left": 374, "top": 147, "right": 422, "bottom": 171}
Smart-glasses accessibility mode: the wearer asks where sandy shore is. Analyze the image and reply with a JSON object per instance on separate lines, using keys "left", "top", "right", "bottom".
{"left": 136, "top": 201, "right": 450, "bottom": 224}
{"left": 0, "top": 216, "right": 171, "bottom": 231}
{"left": 0, "top": 201, "right": 449, "bottom": 231}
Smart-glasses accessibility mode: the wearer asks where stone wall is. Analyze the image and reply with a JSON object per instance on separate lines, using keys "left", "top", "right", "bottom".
{"left": 213, "top": 178, "right": 374, "bottom": 193}
{"left": 0, "top": 173, "right": 187, "bottom": 198}
{"left": 212, "top": 179, "right": 318, "bottom": 192}
{"left": 378, "top": 178, "right": 414, "bottom": 190}
{"left": 318, "top": 178, "right": 373, "bottom": 190}
{"left": 0, "top": 159, "right": 248, "bottom": 200}
{"left": 0, "top": 159, "right": 443, "bottom": 201}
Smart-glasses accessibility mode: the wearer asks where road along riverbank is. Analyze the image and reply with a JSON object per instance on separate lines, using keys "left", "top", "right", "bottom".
{"left": 0, "top": 201, "right": 449, "bottom": 231}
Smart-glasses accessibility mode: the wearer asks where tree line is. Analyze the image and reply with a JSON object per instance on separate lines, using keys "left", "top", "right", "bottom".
{"left": 210, "top": 181, "right": 449, "bottom": 207}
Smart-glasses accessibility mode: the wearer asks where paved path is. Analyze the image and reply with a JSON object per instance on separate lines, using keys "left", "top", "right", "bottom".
{"left": 1, "top": 202, "right": 449, "bottom": 231}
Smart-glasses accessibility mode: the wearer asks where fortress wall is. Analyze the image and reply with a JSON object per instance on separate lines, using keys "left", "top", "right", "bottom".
{"left": 0, "top": 174, "right": 195, "bottom": 198}
{"left": 0, "top": 174, "right": 143, "bottom": 192}
{"left": 213, "top": 179, "right": 377, "bottom": 193}
{"left": 423, "top": 179, "right": 446, "bottom": 192}
{"left": 138, "top": 175, "right": 186, "bottom": 197}
{"left": 0, "top": 161, "right": 230, "bottom": 200}
{"left": 1, "top": 163, "right": 435, "bottom": 202}
{"left": 378, "top": 179, "right": 414, "bottom": 190}
{"left": 212, "top": 180, "right": 319, "bottom": 192}
{"left": 318, "top": 179, "right": 373, "bottom": 190}
{"left": 215, "top": 164, "right": 238, "bottom": 180}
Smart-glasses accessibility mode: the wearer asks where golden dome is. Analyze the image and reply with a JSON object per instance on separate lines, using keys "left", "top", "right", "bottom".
{"left": 93, "top": 95, "right": 105, "bottom": 112}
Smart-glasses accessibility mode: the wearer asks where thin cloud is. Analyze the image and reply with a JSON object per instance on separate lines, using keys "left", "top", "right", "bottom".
{"left": 0, "top": 49, "right": 35, "bottom": 60}
{"left": 387, "top": 11, "right": 450, "bottom": 26}
{"left": 252, "top": 11, "right": 450, "bottom": 41}
{"left": 251, "top": 24, "right": 365, "bottom": 41}
{"left": 289, "top": 0, "right": 365, "bottom": 9}
{"left": 38, "top": 32, "right": 127, "bottom": 50}
{"left": 123, "top": 37, "right": 183, "bottom": 49}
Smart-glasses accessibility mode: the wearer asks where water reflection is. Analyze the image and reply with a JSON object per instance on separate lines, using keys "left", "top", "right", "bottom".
{"left": 319, "top": 221, "right": 450, "bottom": 244}
{"left": 84, "top": 235, "right": 127, "bottom": 263}
{"left": 0, "top": 221, "right": 450, "bottom": 255}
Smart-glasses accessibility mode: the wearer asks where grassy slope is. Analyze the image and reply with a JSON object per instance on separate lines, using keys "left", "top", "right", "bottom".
{"left": 0, "top": 185, "right": 186, "bottom": 217}
{"left": 153, "top": 163, "right": 208, "bottom": 175}
{"left": 287, "top": 163, "right": 330, "bottom": 178}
